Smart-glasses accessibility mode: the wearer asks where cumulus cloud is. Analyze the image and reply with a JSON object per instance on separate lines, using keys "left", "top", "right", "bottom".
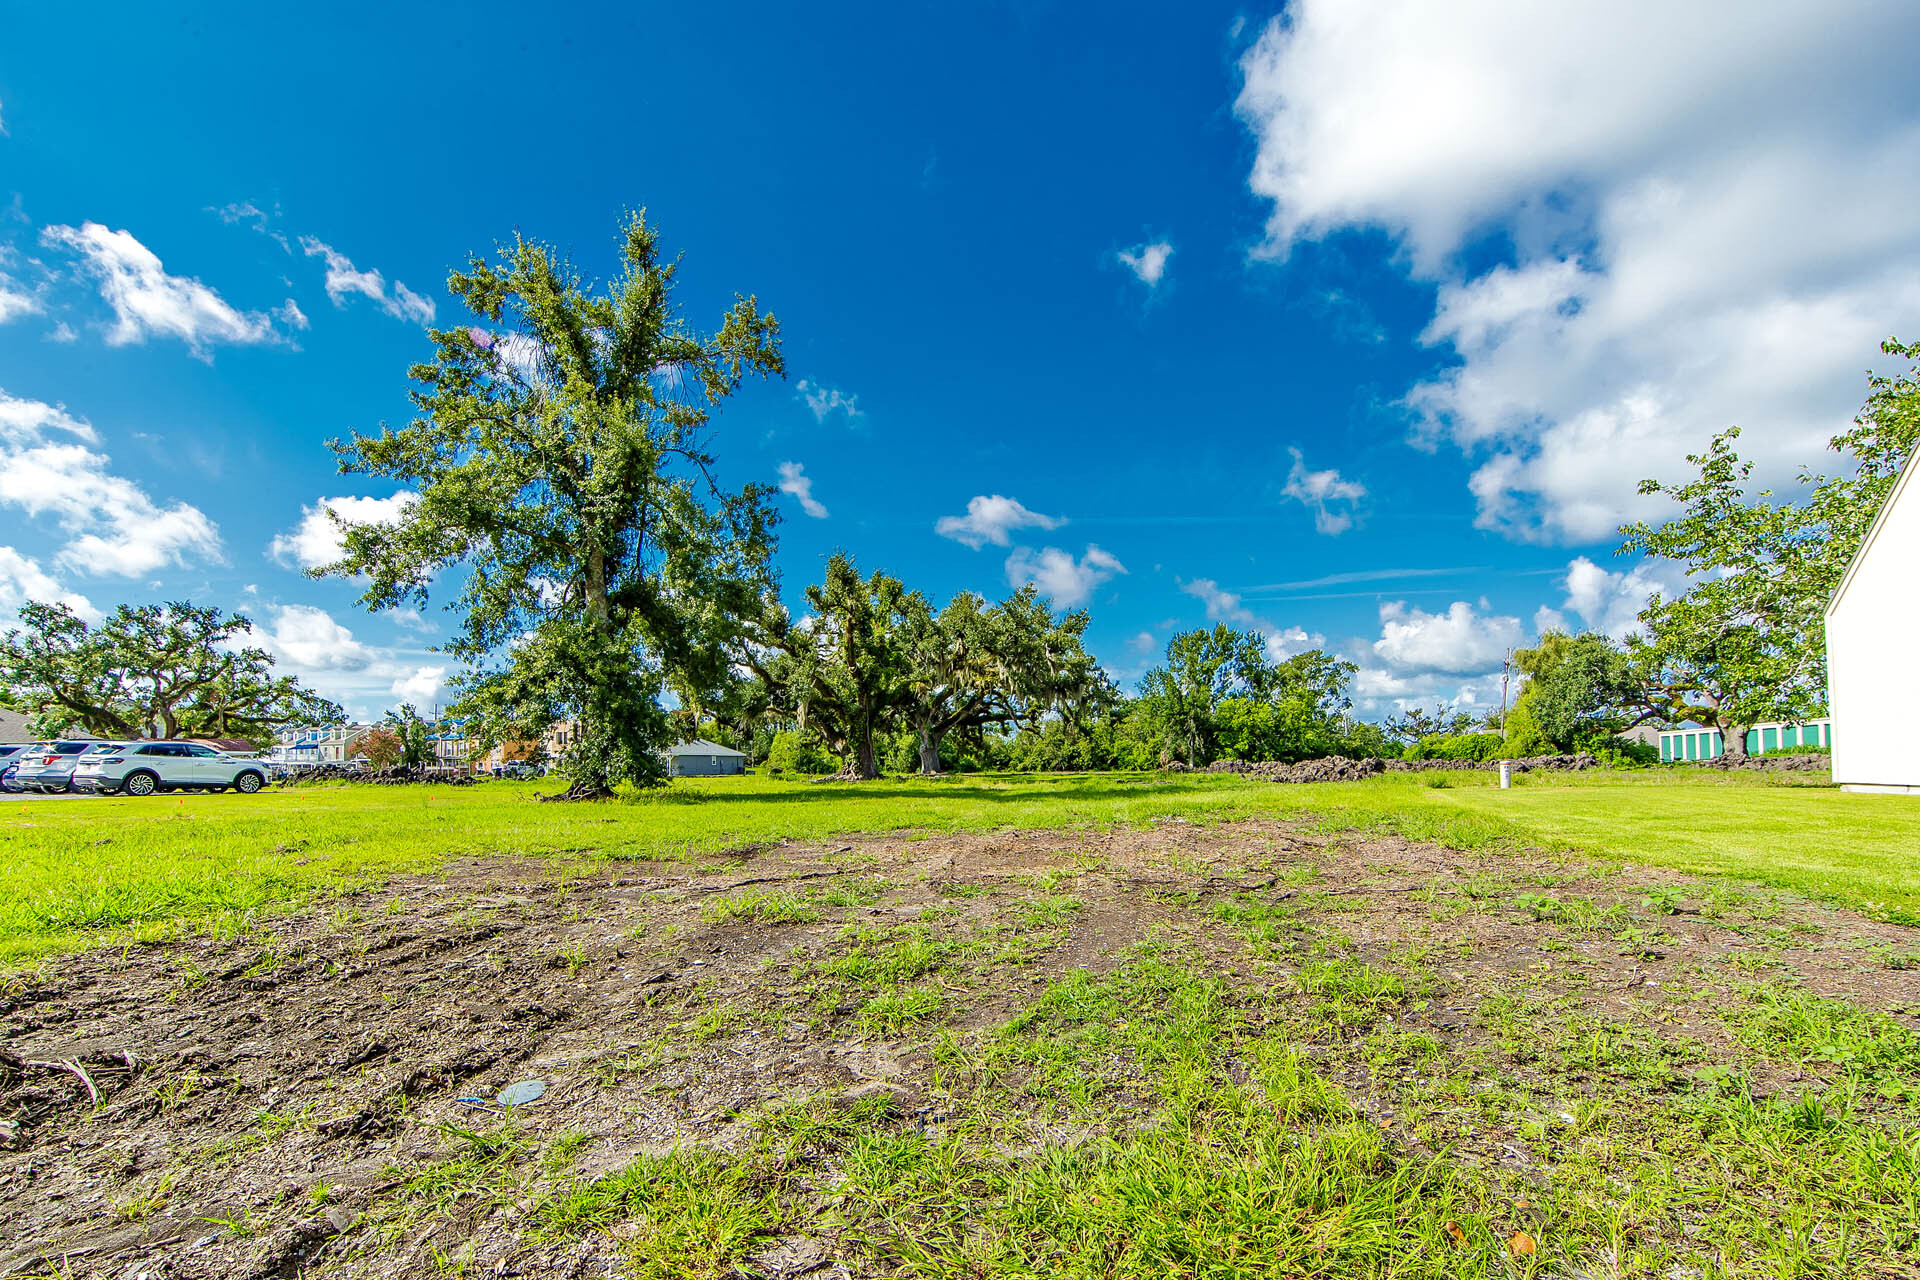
{"left": 0, "top": 546, "right": 96, "bottom": 623}
{"left": 243, "top": 603, "right": 447, "bottom": 714}
{"left": 298, "top": 236, "right": 435, "bottom": 325}
{"left": 935, "top": 494, "right": 1063, "bottom": 549}
{"left": 390, "top": 665, "right": 446, "bottom": 704}
{"left": 776, "top": 461, "right": 829, "bottom": 519}
{"left": 1235, "top": 0, "right": 1920, "bottom": 542}
{"left": 1371, "top": 600, "right": 1524, "bottom": 675}
{"left": 269, "top": 493, "right": 417, "bottom": 571}
{"left": 0, "top": 388, "right": 223, "bottom": 576}
{"left": 797, "top": 379, "right": 863, "bottom": 424}
{"left": 1548, "top": 554, "right": 1684, "bottom": 641}
{"left": 255, "top": 603, "right": 372, "bottom": 670}
{"left": 1005, "top": 545, "right": 1126, "bottom": 609}
{"left": 1117, "top": 240, "right": 1173, "bottom": 288}
{"left": 1280, "top": 448, "right": 1367, "bottom": 535}
{"left": 41, "top": 222, "right": 295, "bottom": 358}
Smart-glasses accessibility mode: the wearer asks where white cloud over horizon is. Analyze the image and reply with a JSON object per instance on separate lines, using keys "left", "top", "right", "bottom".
{"left": 936, "top": 494, "right": 1064, "bottom": 549}
{"left": 1236, "top": 0, "right": 1920, "bottom": 543}
{"left": 1005, "top": 544, "right": 1126, "bottom": 609}
{"left": 777, "top": 461, "right": 829, "bottom": 519}
{"left": 41, "top": 222, "right": 295, "bottom": 358}
{"left": 1371, "top": 599, "right": 1524, "bottom": 675}
{"left": 0, "top": 546, "right": 96, "bottom": 624}
{"left": 0, "top": 389, "right": 223, "bottom": 576}
{"left": 1180, "top": 575, "right": 1325, "bottom": 663}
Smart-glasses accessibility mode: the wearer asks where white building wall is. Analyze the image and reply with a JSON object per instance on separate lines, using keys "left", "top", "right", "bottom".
{"left": 1826, "top": 461, "right": 1920, "bottom": 793}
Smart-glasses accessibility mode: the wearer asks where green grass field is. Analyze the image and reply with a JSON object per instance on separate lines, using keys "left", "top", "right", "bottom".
{"left": 3, "top": 767, "right": 1916, "bottom": 965}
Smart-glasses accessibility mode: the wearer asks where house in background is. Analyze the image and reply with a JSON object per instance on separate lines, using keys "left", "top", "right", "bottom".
{"left": 1658, "top": 719, "right": 1833, "bottom": 763}
{"left": 1826, "top": 454, "right": 1920, "bottom": 794}
{"left": 665, "top": 738, "right": 748, "bottom": 777}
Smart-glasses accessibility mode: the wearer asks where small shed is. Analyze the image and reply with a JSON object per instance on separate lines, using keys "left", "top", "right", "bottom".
{"left": 1826, "top": 453, "right": 1920, "bottom": 794}
{"left": 664, "top": 738, "right": 747, "bottom": 777}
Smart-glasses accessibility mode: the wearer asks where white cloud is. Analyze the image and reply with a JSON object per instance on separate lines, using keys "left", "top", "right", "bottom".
{"left": 1117, "top": 240, "right": 1173, "bottom": 288}
{"left": 797, "top": 379, "right": 863, "bottom": 424}
{"left": 1181, "top": 577, "right": 1261, "bottom": 628}
{"left": 210, "top": 201, "right": 291, "bottom": 251}
{"left": 1181, "top": 576, "right": 1326, "bottom": 662}
{"left": 298, "top": 236, "right": 435, "bottom": 325}
{"left": 935, "top": 494, "right": 1063, "bottom": 549}
{"left": 388, "top": 606, "right": 436, "bottom": 633}
{"left": 1280, "top": 448, "right": 1367, "bottom": 535}
{"left": 776, "top": 461, "right": 829, "bottom": 519}
{"left": 0, "top": 546, "right": 96, "bottom": 623}
{"left": 390, "top": 665, "right": 445, "bottom": 704}
{"left": 254, "top": 603, "right": 372, "bottom": 671}
{"left": 0, "top": 388, "right": 223, "bottom": 576}
{"left": 1372, "top": 600, "right": 1524, "bottom": 675}
{"left": 1005, "top": 544, "right": 1126, "bottom": 609}
{"left": 241, "top": 602, "right": 451, "bottom": 715}
{"left": 0, "top": 248, "right": 40, "bottom": 324}
{"left": 1550, "top": 554, "right": 1683, "bottom": 641}
{"left": 41, "top": 222, "right": 294, "bottom": 358}
{"left": 269, "top": 493, "right": 417, "bottom": 571}
{"left": 46, "top": 321, "right": 76, "bottom": 344}
{"left": 1236, "top": 0, "right": 1920, "bottom": 543}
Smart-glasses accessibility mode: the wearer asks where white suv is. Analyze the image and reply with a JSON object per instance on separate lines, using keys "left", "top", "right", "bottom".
{"left": 73, "top": 742, "right": 271, "bottom": 796}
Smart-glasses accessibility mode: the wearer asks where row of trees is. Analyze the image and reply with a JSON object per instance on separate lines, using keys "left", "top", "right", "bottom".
{"left": 6, "top": 204, "right": 1909, "bottom": 791}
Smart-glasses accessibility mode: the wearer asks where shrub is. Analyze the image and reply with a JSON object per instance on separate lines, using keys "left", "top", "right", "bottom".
{"left": 766, "top": 730, "right": 835, "bottom": 776}
{"left": 1407, "top": 731, "right": 1507, "bottom": 762}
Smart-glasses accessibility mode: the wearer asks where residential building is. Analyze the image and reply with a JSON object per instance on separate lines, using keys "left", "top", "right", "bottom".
{"left": 665, "top": 738, "right": 748, "bottom": 776}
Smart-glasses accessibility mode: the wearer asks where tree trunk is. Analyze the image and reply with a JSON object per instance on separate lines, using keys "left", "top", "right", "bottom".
{"left": 917, "top": 724, "right": 943, "bottom": 775}
{"left": 1719, "top": 723, "right": 1749, "bottom": 764}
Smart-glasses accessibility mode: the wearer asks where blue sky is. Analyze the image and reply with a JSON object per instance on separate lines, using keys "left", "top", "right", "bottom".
{"left": 5, "top": 1, "right": 1920, "bottom": 720}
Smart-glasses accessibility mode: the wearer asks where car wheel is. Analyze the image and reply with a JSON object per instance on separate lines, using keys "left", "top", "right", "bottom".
{"left": 234, "top": 771, "right": 264, "bottom": 794}
{"left": 123, "top": 771, "right": 158, "bottom": 797}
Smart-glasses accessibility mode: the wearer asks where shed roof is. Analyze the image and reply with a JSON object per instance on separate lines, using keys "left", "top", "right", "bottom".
{"left": 664, "top": 738, "right": 747, "bottom": 758}
{"left": 0, "top": 707, "right": 33, "bottom": 740}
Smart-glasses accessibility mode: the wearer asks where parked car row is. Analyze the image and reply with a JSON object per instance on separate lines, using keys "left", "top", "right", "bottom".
{"left": 0, "top": 740, "right": 271, "bottom": 795}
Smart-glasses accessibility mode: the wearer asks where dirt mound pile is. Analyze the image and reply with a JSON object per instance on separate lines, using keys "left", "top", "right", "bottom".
{"left": 1694, "top": 752, "right": 1830, "bottom": 772}
{"left": 1206, "top": 753, "right": 1597, "bottom": 782}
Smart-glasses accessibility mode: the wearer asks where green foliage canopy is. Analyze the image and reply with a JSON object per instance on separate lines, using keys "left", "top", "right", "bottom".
{"left": 0, "top": 600, "right": 341, "bottom": 742}
{"left": 324, "top": 212, "right": 783, "bottom": 797}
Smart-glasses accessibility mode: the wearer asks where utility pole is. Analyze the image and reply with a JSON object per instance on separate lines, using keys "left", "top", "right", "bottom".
{"left": 1500, "top": 648, "right": 1513, "bottom": 739}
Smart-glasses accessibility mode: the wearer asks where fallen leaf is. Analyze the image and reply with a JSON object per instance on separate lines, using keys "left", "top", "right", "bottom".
{"left": 1508, "top": 1230, "right": 1537, "bottom": 1257}
{"left": 1515, "top": 1195, "right": 1531, "bottom": 1210}
{"left": 1444, "top": 1221, "right": 1467, "bottom": 1246}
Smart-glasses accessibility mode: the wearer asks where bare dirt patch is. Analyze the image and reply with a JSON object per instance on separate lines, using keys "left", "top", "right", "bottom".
{"left": 3, "top": 819, "right": 1916, "bottom": 1278}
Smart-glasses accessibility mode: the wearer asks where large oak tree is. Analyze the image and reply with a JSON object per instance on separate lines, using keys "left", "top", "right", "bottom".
{"left": 324, "top": 212, "right": 783, "bottom": 797}
{"left": 0, "top": 601, "right": 341, "bottom": 741}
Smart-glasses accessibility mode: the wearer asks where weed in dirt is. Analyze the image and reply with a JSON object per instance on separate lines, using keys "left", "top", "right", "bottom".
{"left": 1729, "top": 982, "right": 1920, "bottom": 1088}
{"left": 857, "top": 987, "right": 946, "bottom": 1033}
{"left": 702, "top": 889, "right": 820, "bottom": 925}
{"left": 538, "top": 1149, "right": 778, "bottom": 1279}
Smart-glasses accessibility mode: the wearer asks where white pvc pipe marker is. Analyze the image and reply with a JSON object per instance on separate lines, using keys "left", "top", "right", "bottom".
{"left": 1499, "top": 760, "right": 1512, "bottom": 789}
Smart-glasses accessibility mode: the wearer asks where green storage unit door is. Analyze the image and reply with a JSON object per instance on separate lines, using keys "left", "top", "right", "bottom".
{"left": 1762, "top": 727, "right": 1778, "bottom": 752}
